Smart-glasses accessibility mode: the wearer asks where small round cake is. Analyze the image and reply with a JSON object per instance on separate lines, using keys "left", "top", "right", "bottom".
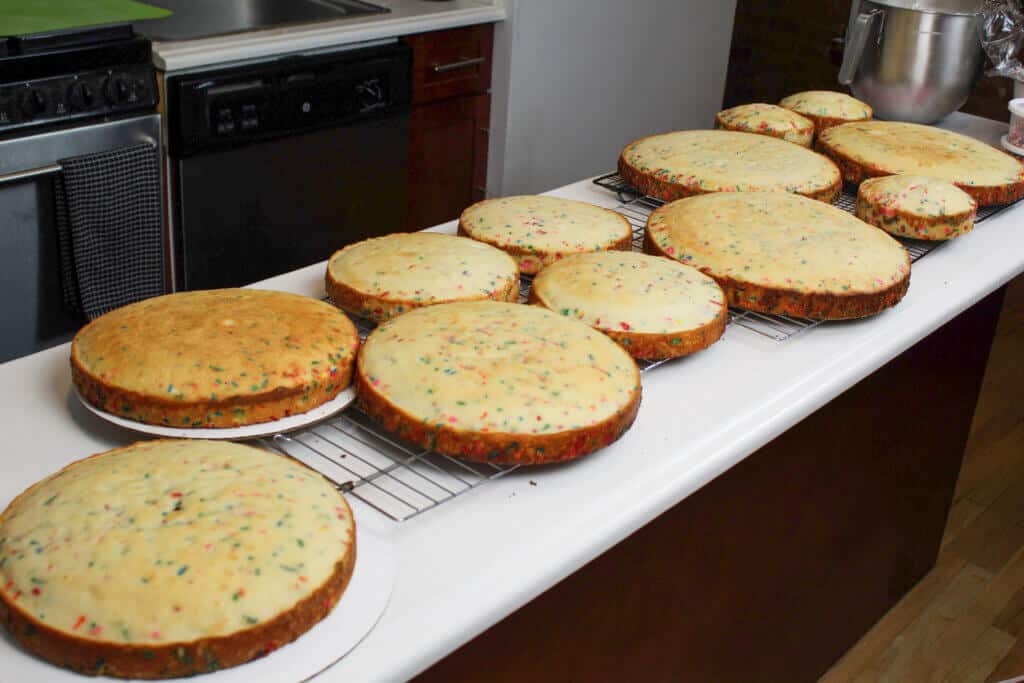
{"left": 618, "top": 130, "right": 842, "bottom": 203}
{"left": 457, "top": 195, "right": 633, "bottom": 275}
{"left": 818, "top": 121, "right": 1024, "bottom": 206}
{"left": 646, "top": 193, "right": 911, "bottom": 320}
{"left": 0, "top": 440, "right": 356, "bottom": 679}
{"left": 779, "top": 90, "right": 872, "bottom": 133}
{"left": 529, "top": 252, "right": 727, "bottom": 359}
{"left": 71, "top": 289, "right": 360, "bottom": 428}
{"left": 326, "top": 232, "right": 520, "bottom": 322}
{"left": 356, "top": 301, "right": 641, "bottom": 464}
{"left": 856, "top": 175, "right": 978, "bottom": 240}
{"left": 715, "top": 103, "right": 815, "bottom": 147}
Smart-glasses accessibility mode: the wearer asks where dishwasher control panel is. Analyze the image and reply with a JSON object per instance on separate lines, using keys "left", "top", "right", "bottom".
{"left": 168, "top": 42, "right": 411, "bottom": 157}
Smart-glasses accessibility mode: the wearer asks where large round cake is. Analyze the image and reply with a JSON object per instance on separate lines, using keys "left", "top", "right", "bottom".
{"left": 529, "top": 251, "right": 728, "bottom": 359}
{"left": 817, "top": 121, "right": 1024, "bottom": 206}
{"left": 779, "top": 90, "right": 872, "bottom": 133}
{"left": 71, "top": 289, "right": 360, "bottom": 428}
{"left": 715, "top": 103, "right": 815, "bottom": 147}
{"left": 0, "top": 440, "right": 356, "bottom": 679}
{"left": 325, "top": 232, "right": 520, "bottom": 322}
{"left": 856, "top": 175, "right": 978, "bottom": 240}
{"left": 645, "top": 192, "right": 911, "bottom": 320}
{"left": 356, "top": 301, "right": 641, "bottom": 464}
{"left": 458, "top": 195, "right": 633, "bottom": 275}
{"left": 618, "top": 130, "right": 842, "bottom": 203}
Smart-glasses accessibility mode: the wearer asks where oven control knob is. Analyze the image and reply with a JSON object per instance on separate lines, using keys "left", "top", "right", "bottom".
{"left": 355, "top": 78, "right": 385, "bottom": 112}
{"left": 19, "top": 89, "right": 48, "bottom": 119}
{"left": 103, "top": 76, "right": 131, "bottom": 105}
{"left": 67, "top": 82, "right": 96, "bottom": 111}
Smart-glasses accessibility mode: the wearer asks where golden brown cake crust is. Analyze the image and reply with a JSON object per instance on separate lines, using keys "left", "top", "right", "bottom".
{"left": 325, "top": 233, "right": 521, "bottom": 322}
{"left": 643, "top": 231, "right": 909, "bottom": 320}
{"left": 528, "top": 286, "right": 727, "bottom": 359}
{"left": 70, "top": 290, "right": 359, "bottom": 428}
{"left": 0, "top": 443, "right": 356, "bottom": 679}
{"left": 456, "top": 197, "right": 634, "bottom": 275}
{"left": 354, "top": 364, "right": 641, "bottom": 465}
{"left": 714, "top": 104, "right": 815, "bottom": 147}
{"left": 617, "top": 132, "right": 842, "bottom": 204}
{"left": 816, "top": 124, "right": 1024, "bottom": 206}
{"left": 855, "top": 176, "right": 977, "bottom": 241}
{"left": 327, "top": 272, "right": 520, "bottom": 322}
{"left": 456, "top": 224, "right": 634, "bottom": 275}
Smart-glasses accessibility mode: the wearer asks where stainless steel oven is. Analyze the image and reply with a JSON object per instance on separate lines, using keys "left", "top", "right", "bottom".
{"left": 0, "top": 115, "right": 164, "bottom": 363}
{"left": 165, "top": 40, "right": 411, "bottom": 291}
{"left": 0, "top": 26, "right": 164, "bottom": 363}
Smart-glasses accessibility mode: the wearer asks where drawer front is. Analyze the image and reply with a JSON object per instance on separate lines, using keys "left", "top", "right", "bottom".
{"left": 405, "top": 24, "right": 494, "bottom": 105}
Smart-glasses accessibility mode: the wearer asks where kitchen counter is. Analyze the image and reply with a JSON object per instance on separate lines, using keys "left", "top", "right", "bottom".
{"left": 147, "top": 0, "right": 505, "bottom": 71}
{"left": 1, "top": 112, "right": 1022, "bottom": 681}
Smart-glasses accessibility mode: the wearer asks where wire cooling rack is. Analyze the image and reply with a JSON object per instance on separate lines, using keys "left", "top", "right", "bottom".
{"left": 269, "top": 174, "right": 1015, "bottom": 522}
{"left": 592, "top": 172, "right": 1012, "bottom": 342}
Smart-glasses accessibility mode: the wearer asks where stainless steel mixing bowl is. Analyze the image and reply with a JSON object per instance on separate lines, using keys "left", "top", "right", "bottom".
{"left": 838, "top": 0, "right": 985, "bottom": 123}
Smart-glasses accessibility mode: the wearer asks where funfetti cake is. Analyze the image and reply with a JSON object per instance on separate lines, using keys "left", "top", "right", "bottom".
{"left": 618, "top": 130, "right": 842, "bottom": 203}
{"left": 529, "top": 251, "right": 727, "bottom": 359}
{"left": 0, "top": 439, "right": 356, "bottom": 679}
{"left": 779, "top": 90, "right": 872, "bottom": 133}
{"left": 458, "top": 195, "right": 633, "bottom": 275}
{"left": 856, "top": 175, "right": 978, "bottom": 240}
{"left": 646, "top": 192, "right": 911, "bottom": 320}
{"left": 715, "top": 103, "right": 815, "bottom": 147}
{"left": 71, "top": 289, "right": 359, "bottom": 428}
{"left": 356, "top": 301, "right": 642, "bottom": 464}
{"left": 326, "top": 232, "right": 520, "bottom": 322}
{"left": 817, "top": 121, "right": 1024, "bottom": 206}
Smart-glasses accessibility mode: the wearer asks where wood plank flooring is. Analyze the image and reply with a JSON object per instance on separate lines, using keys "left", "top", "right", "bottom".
{"left": 820, "top": 275, "right": 1024, "bottom": 682}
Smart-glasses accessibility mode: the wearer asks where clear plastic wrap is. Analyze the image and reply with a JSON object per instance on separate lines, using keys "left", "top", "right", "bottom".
{"left": 980, "top": 0, "right": 1024, "bottom": 80}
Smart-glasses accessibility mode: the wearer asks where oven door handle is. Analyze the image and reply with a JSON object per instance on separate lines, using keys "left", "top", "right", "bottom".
{"left": 0, "top": 163, "right": 62, "bottom": 187}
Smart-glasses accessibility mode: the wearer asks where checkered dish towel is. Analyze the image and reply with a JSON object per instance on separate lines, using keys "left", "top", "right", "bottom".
{"left": 54, "top": 142, "right": 165, "bottom": 320}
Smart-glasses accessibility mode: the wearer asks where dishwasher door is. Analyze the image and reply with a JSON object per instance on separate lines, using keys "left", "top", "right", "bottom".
{"left": 174, "top": 113, "right": 407, "bottom": 291}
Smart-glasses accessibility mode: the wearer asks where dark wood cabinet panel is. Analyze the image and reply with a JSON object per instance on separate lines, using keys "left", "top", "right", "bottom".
{"left": 405, "top": 24, "right": 493, "bottom": 105}
{"left": 406, "top": 95, "right": 475, "bottom": 230}
{"left": 404, "top": 24, "right": 494, "bottom": 231}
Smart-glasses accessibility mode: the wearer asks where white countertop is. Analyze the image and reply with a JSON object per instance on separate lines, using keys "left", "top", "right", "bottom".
{"left": 149, "top": 0, "right": 505, "bottom": 72}
{"left": 1, "top": 112, "right": 1022, "bottom": 682}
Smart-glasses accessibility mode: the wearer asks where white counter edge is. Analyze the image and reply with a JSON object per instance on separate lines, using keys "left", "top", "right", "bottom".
{"left": 151, "top": 6, "right": 506, "bottom": 72}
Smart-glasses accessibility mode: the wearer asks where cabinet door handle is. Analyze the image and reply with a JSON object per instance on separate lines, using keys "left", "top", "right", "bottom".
{"left": 433, "top": 57, "right": 485, "bottom": 73}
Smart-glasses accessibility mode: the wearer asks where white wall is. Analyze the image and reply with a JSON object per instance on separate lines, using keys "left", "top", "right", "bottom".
{"left": 487, "top": 0, "right": 737, "bottom": 196}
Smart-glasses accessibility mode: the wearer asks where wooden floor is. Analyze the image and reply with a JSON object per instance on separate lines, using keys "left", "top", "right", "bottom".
{"left": 820, "top": 275, "right": 1024, "bottom": 682}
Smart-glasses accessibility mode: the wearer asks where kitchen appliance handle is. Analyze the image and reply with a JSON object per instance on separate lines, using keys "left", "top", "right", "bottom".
{"left": 838, "top": 9, "right": 882, "bottom": 85}
{"left": 0, "top": 163, "right": 62, "bottom": 187}
{"left": 433, "top": 57, "right": 485, "bottom": 73}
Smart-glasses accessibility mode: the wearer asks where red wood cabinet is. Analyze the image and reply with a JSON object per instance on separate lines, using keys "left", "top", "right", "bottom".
{"left": 403, "top": 24, "right": 494, "bottom": 230}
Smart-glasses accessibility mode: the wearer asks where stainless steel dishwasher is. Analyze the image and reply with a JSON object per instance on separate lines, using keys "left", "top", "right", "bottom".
{"left": 164, "top": 41, "right": 412, "bottom": 291}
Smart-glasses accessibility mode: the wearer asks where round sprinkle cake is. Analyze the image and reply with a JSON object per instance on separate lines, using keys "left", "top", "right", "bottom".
{"left": 71, "top": 289, "right": 359, "bottom": 428}
{"left": 779, "top": 90, "right": 872, "bottom": 133}
{"left": 458, "top": 195, "right": 632, "bottom": 275}
{"left": 356, "top": 301, "right": 641, "bottom": 464}
{"left": 856, "top": 175, "right": 978, "bottom": 241}
{"left": 0, "top": 440, "right": 356, "bottom": 679}
{"left": 715, "top": 103, "right": 815, "bottom": 147}
{"left": 817, "top": 121, "right": 1024, "bottom": 206}
{"left": 529, "top": 251, "right": 727, "bottom": 359}
{"left": 325, "top": 232, "right": 519, "bottom": 322}
{"left": 646, "top": 192, "right": 911, "bottom": 320}
{"left": 618, "top": 130, "right": 842, "bottom": 203}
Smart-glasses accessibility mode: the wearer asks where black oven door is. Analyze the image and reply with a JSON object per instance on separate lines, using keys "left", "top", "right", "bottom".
{"left": 173, "top": 112, "right": 408, "bottom": 291}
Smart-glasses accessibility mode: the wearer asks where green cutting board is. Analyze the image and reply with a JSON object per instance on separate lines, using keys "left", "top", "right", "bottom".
{"left": 0, "top": 0, "right": 171, "bottom": 37}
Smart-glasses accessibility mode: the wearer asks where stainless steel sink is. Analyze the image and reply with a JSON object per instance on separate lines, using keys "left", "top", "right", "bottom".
{"left": 133, "top": 0, "right": 389, "bottom": 41}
